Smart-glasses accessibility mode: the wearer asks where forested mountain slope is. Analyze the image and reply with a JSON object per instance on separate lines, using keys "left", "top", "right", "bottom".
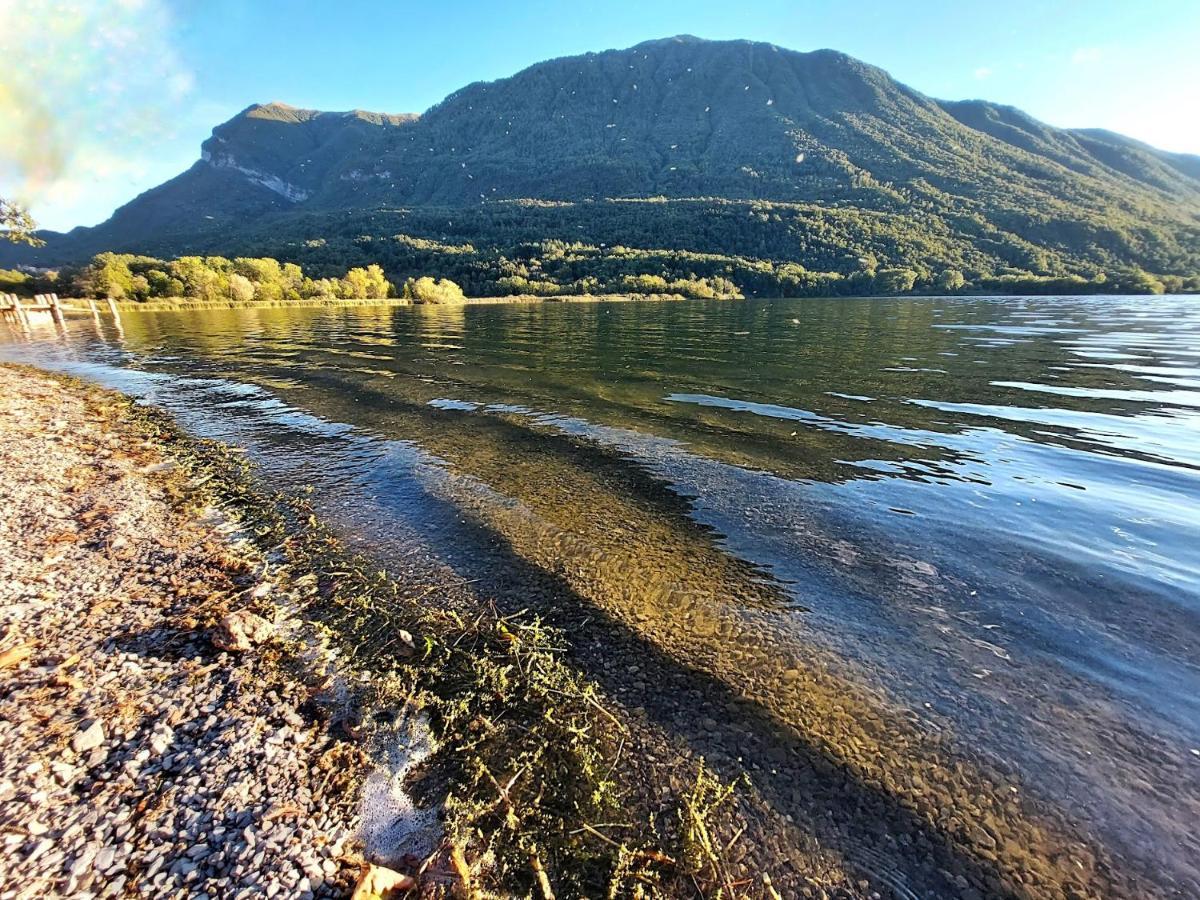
{"left": 6, "top": 36, "right": 1198, "bottom": 290}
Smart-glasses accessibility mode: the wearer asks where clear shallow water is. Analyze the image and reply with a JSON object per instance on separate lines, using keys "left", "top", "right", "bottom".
{"left": 4, "top": 295, "right": 1200, "bottom": 894}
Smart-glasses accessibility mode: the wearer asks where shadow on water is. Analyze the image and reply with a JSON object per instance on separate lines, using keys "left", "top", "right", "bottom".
{"left": 356, "top": 425, "right": 1153, "bottom": 899}
{"left": 422, "top": 502, "right": 1028, "bottom": 898}
{"left": 240, "top": 368, "right": 1171, "bottom": 899}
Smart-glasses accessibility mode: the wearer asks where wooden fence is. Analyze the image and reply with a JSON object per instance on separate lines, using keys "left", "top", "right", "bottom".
{"left": 1, "top": 294, "right": 123, "bottom": 328}
{"left": 0, "top": 292, "right": 68, "bottom": 326}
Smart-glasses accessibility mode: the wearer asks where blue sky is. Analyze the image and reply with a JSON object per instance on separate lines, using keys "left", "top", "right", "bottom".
{"left": 3, "top": 0, "right": 1198, "bottom": 231}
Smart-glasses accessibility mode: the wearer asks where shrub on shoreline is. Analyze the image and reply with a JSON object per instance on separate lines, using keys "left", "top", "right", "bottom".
{"left": 401, "top": 275, "right": 467, "bottom": 304}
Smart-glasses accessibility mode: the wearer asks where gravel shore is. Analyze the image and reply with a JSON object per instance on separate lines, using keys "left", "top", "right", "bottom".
{"left": 0, "top": 367, "right": 367, "bottom": 899}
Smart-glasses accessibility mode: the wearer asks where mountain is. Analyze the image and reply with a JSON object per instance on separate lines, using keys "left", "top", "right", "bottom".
{"left": 6, "top": 35, "right": 1199, "bottom": 288}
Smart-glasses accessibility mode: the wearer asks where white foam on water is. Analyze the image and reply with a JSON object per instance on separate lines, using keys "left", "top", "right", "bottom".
{"left": 358, "top": 710, "right": 442, "bottom": 866}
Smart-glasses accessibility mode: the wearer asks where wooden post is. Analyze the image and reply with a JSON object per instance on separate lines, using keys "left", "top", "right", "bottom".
{"left": 88, "top": 297, "right": 100, "bottom": 321}
{"left": 49, "top": 292, "right": 66, "bottom": 327}
{"left": 12, "top": 294, "right": 28, "bottom": 327}
{"left": 106, "top": 295, "right": 124, "bottom": 339}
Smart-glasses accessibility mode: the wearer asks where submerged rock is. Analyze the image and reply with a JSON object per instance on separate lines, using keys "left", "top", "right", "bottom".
{"left": 394, "top": 629, "right": 416, "bottom": 657}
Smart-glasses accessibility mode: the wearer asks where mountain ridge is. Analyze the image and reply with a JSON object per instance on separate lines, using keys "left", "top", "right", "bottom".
{"left": 6, "top": 36, "right": 1198, "bottom": 287}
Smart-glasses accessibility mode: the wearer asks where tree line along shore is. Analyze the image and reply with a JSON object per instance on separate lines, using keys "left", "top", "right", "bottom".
{"left": 0, "top": 252, "right": 743, "bottom": 307}
{"left": 4, "top": 243, "right": 1197, "bottom": 311}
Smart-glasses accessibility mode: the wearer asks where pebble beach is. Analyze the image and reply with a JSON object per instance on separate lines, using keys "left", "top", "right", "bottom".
{"left": 0, "top": 367, "right": 368, "bottom": 899}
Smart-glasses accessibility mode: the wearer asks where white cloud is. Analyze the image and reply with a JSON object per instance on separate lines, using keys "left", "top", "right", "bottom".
{"left": 974, "top": 67, "right": 993, "bottom": 80}
{"left": 0, "top": 0, "right": 196, "bottom": 230}
{"left": 1071, "top": 47, "right": 1103, "bottom": 65}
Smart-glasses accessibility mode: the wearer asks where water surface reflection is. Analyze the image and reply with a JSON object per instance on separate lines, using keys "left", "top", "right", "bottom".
{"left": 4, "top": 295, "right": 1199, "bottom": 895}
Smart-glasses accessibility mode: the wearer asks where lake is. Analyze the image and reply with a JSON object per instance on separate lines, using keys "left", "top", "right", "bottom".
{"left": 4, "top": 295, "right": 1199, "bottom": 896}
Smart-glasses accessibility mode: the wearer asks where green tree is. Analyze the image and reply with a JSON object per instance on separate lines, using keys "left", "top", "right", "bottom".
{"left": 228, "top": 273, "right": 256, "bottom": 302}
{"left": 78, "top": 253, "right": 136, "bottom": 299}
{"left": 709, "top": 276, "right": 743, "bottom": 299}
{"left": 1159, "top": 275, "right": 1184, "bottom": 294}
{"left": 302, "top": 276, "right": 341, "bottom": 298}
{"left": 145, "top": 268, "right": 184, "bottom": 297}
{"left": 170, "top": 256, "right": 227, "bottom": 301}
{"left": 342, "top": 264, "right": 393, "bottom": 299}
{"left": 233, "top": 257, "right": 285, "bottom": 301}
{"left": 573, "top": 275, "right": 601, "bottom": 295}
{"left": 619, "top": 273, "right": 671, "bottom": 294}
{"left": 281, "top": 262, "right": 304, "bottom": 299}
{"left": 232, "top": 257, "right": 304, "bottom": 302}
{"left": 402, "top": 276, "right": 467, "bottom": 303}
{"left": 937, "top": 269, "right": 966, "bottom": 292}
{"left": 129, "top": 274, "right": 151, "bottom": 301}
{"left": 1112, "top": 268, "right": 1165, "bottom": 295}
{"left": 0, "top": 198, "right": 44, "bottom": 246}
{"left": 876, "top": 268, "right": 918, "bottom": 294}
{"left": 0, "top": 269, "right": 32, "bottom": 295}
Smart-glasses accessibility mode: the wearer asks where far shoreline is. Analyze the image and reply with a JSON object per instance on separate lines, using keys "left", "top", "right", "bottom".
{"left": 46, "top": 288, "right": 1195, "bottom": 316}
{"left": 53, "top": 292, "right": 699, "bottom": 313}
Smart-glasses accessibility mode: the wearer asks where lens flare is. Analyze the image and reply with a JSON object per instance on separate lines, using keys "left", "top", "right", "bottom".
{"left": 0, "top": 0, "right": 194, "bottom": 222}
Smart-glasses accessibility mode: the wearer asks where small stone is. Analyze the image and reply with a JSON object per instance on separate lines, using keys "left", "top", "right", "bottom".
{"left": 212, "top": 610, "right": 274, "bottom": 652}
{"left": 968, "top": 824, "right": 997, "bottom": 851}
{"left": 72, "top": 720, "right": 106, "bottom": 754}
{"left": 95, "top": 845, "right": 116, "bottom": 872}
{"left": 394, "top": 629, "right": 416, "bottom": 656}
{"left": 71, "top": 842, "right": 100, "bottom": 876}
{"left": 149, "top": 730, "right": 173, "bottom": 755}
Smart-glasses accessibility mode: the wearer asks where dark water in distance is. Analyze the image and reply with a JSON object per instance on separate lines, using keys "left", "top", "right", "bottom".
{"left": 4, "top": 295, "right": 1199, "bottom": 890}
